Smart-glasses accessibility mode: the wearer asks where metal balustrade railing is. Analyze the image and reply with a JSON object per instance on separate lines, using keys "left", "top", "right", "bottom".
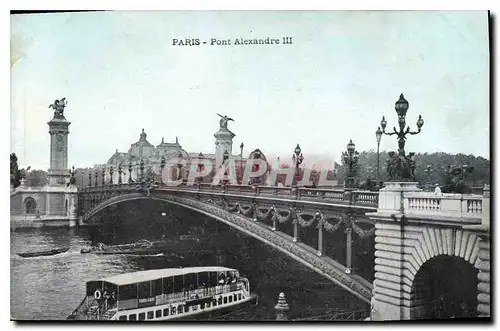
{"left": 78, "top": 182, "right": 380, "bottom": 207}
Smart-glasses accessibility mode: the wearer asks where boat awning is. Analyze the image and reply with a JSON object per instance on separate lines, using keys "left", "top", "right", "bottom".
{"left": 99, "top": 267, "right": 236, "bottom": 286}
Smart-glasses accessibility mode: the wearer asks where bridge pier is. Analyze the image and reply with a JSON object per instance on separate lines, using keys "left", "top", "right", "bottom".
{"left": 465, "top": 183, "right": 490, "bottom": 317}
{"left": 369, "top": 182, "right": 431, "bottom": 320}
{"left": 476, "top": 239, "right": 490, "bottom": 316}
{"left": 368, "top": 182, "right": 491, "bottom": 320}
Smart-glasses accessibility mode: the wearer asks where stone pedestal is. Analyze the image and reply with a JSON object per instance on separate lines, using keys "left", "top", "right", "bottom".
{"left": 377, "top": 182, "right": 422, "bottom": 214}
{"left": 214, "top": 128, "right": 235, "bottom": 169}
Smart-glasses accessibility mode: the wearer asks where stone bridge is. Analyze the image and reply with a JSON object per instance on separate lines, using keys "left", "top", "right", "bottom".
{"left": 78, "top": 183, "right": 379, "bottom": 304}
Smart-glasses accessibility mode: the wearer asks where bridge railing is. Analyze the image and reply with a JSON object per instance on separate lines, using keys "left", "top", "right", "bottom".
{"left": 78, "top": 182, "right": 380, "bottom": 207}
{"left": 403, "top": 192, "right": 483, "bottom": 221}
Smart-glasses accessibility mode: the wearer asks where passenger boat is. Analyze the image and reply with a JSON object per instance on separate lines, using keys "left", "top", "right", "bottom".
{"left": 67, "top": 266, "right": 258, "bottom": 321}
{"left": 17, "top": 246, "right": 69, "bottom": 258}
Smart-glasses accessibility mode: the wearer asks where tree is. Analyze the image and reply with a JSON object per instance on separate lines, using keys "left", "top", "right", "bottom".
{"left": 10, "top": 153, "right": 21, "bottom": 188}
{"left": 334, "top": 150, "right": 490, "bottom": 190}
{"left": 25, "top": 170, "right": 48, "bottom": 187}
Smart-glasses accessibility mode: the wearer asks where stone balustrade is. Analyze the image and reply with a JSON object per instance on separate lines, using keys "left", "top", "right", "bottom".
{"left": 403, "top": 192, "right": 483, "bottom": 222}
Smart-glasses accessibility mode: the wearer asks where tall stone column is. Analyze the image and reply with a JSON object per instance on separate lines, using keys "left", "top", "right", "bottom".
{"left": 47, "top": 98, "right": 71, "bottom": 186}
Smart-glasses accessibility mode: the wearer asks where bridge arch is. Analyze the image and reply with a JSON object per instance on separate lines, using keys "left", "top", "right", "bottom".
{"left": 404, "top": 228, "right": 481, "bottom": 319}
{"left": 411, "top": 255, "right": 477, "bottom": 319}
{"left": 81, "top": 192, "right": 373, "bottom": 304}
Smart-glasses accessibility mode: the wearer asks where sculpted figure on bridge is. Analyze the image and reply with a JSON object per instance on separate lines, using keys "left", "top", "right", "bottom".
{"left": 48, "top": 97, "right": 68, "bottom": 117}
{"left": 386, "top": 151, "right": 416, "bottom": 182}
{"left": 217, "top": 113, "right": 234, "bottom": 131}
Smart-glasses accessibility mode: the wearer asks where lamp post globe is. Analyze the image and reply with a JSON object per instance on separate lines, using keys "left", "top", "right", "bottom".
{"left": 294, "top": 144, "right": 301, "bottom": 157}
{"left": 395, "top": 93, "right": 409, "bottom": 117}
{"left": 376, "top": 127, "right": 383, "bottom": 144}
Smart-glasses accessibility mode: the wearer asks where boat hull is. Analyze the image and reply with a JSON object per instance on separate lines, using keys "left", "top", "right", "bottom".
{"left": 175, "top": 293, "right": 258, "bottom": 321}
{"left": 17, "top": 247, "right": 69, "bottom": 258}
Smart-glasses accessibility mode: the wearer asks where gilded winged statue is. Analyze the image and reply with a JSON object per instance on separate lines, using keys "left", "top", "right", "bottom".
{"left": 217, "top": 113, "right": 234, "bottom": 130}
{"left": 49, "top": 97, "right": 68, "bottom": 117}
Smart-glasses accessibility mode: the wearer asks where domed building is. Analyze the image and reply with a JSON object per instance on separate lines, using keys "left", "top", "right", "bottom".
{"left": 81, "top": 124, "right": 272, "bottom": 186}
{"left": 102, "top": 129, "right": 191, "bottom": 183}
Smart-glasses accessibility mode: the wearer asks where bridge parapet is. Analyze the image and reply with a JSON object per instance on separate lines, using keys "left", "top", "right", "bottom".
{"left": 78, "top": 182, "right": 380, "bottom": 208}
{"left": 403, "top": 192, "right": 483, "bottom": 223}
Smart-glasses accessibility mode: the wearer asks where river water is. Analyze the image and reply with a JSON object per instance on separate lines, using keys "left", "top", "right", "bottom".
{"left": 10, "top": 201, "right": 369, "bottom": 321}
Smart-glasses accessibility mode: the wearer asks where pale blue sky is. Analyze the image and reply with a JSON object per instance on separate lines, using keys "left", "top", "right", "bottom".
{"left": 11, "top": 11, "right": 489, "bottom": 169}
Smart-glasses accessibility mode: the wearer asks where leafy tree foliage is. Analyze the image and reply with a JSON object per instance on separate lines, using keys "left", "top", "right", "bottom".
{"left": 336, "top": 150, "right": 490, "bottom": 190}
{"left": 10, "top": 153, "right": 35, "bottom": 188}
{"left": 25, "top": 170, "right": 48, "bottom": 187}
{"left": 10, "top": 153, "right": 21, "bottom": 188}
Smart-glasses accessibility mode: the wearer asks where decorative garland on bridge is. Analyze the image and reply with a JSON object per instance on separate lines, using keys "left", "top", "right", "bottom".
{"left": 255, "top": 206, "right": 274, "bottom": 220}
{"left": 236, "top": 203, "right": 254, "bottom": 217}
{"left": 296, "top": 212, "right": 319, "bottom": 228}
{"left": 271, "top": 208, "right": 293, "bottom": 224}
{"left": 351, "top": 221, "right": 375, "bottom": 238}
{"left": 318, "top": 214, "right": 344, "bottom": 233}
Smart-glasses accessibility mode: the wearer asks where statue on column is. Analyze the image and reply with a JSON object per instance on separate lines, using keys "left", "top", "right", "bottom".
{"left": 217, "top": 113, "right": 234, "bottom": 131}
{"left": 48, "top": 97, "right": 68, "bottom": 117}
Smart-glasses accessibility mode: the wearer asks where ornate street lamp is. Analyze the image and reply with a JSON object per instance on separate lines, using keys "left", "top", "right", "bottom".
{"left": 109, "top": 165, "right": 114, "bottom": 185}
{"left": 88, "top": 170, "right": 92, "bottom": 187}
{"left": 177, "top": 152, "right": 183, "bottom": 181}
{"left": 292, "top": 144, "right": 304, "bottom": 186}
{"left": 341, "top": 140, "right": 359, "bottom": 189}
{"left": 128, "top": 161, "right": 133, "bottom": 183}
{"left": 240, "top": 142, "right": 244, "bottom": 184}
{"left": 118, "top": 163, "right": 123, "bottom": 185}
{"left": 101, "top": 167, "right": 106, "bottom": 186}
{"left": 94, "top": 169, "right": 99, "bottom": 187}
{"left": 139, "top": 159, "right": 145, "bottom": 181}
{"left": 197, "top": 152, "right": 205, "bottom": 183}
{"left": 425, "top": 165, "right": 433, "bottom": 191}
{"left": 160, "top": 155, "right": 166, "bottom": 185}
{"left": 380, "top": 94, "right": 424, "bottom": 181}
{"left": 375, "top": 126, "right": 383, "bottom": 187}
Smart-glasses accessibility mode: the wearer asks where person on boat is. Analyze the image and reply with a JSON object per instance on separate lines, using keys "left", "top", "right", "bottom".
{"left": 218, "top": 273, "right": 226, "bottom": 285}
